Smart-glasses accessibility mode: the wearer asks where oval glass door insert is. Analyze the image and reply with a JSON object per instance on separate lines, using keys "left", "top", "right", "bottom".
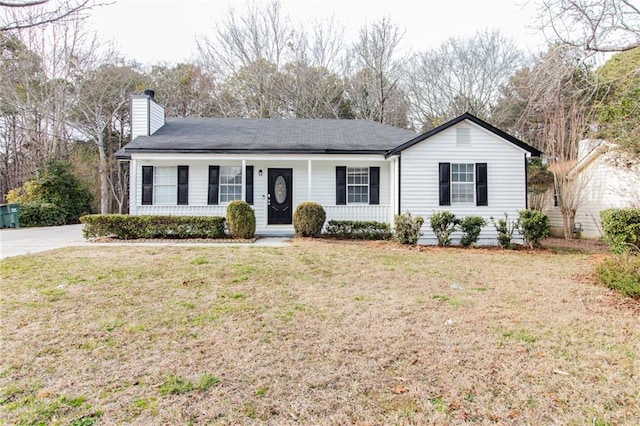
{"left": 275, "top": 175, "right": 287, "bottom": 204}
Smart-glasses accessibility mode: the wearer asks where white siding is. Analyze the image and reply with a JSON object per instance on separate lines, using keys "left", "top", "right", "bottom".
{"left": 130, "top": 96, "right": 165, "bottom": 140}
{"left": 400, "top": 121, "right": 528, "bottom": 245}
{"left": 546, "top": 149, "right": 640, "bottom": 239}
{"left": 130, "top": 97, "right": 149, "bottom": 140}
{"left": 131, "top": 156, "right": 392, "bottom": 235}
{"left": 149, "top": 100, "right": 165, "bottom": 135}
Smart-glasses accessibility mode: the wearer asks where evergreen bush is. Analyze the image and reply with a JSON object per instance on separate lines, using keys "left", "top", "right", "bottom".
{"left": 80, "top": 215, "right": 226, "bottom": 239}
{"left": 325, "top": 220, "right": 392, "bottom": 240}
{"left": 19, "top": 202, "right": 67, "bottom": 227}
{"left": 394, "top": 212, "right": 424, "bottom": 244}
{"left": 293, "top": 202, "right": 326, "bottom": 237}
{"left": 601, "top": 208, "right": 640, "bottom": 254}
{"left": 595, "top": 255, "right": 640, "bottom": 299}
{"left": 518, "top": 209, "right": 550, "bottom": 248}
{"left": 226, "top": 200, "right": 256, "bottom": 239}
{"left": 430, "top": 211, "right": 460, "bottom": 247}
{"left": 7, "top": 161, "right": 93, "bottom": 225}
{"left": 459, "top": 216, "right": 487, "bottom": 247}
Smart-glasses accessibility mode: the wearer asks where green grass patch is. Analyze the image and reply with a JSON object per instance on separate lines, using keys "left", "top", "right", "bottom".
{"left": 430, "top": 294, "right": 462, "bottom": 306}
{"left": 159, "top": 374, "right": 220, "bottom": 396}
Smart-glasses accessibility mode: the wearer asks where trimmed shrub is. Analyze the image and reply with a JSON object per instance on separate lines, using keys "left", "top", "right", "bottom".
{"left": 459, "top": 216, "right": 487, "bottom": 247}
{"left": 518, "top": 209, "right": 550, "bottom": 248}
{"left": 430, "top": 211, "right": 460, "bottom": 247}
{"left": 19, "top": 202, "right": 67, "bottom": 227}
{"left": 80, "top": 215, "right": 226, "bottom": 240}
{"left": 293, "top": 202, "right": 326, "bottom": 237}
{"left": 325, "top": 220, "right": 392, "bottom": 240}
{"left": 491, "top": 214, "right": 519, "bottom": 249}
{"left": 226, "top": 200, "right": 256, "bottom": 239}
{"left": 601, "top": 208, "right": 640, "bottom": 254}
{"left": 394, "top": 212, "right": 424, "bottom": 245}
{"left": 595, "top": 255, "right": 640, "bottom": 299}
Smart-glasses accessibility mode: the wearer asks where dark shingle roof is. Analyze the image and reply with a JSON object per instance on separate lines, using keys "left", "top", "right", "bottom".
{"left": 123, "top": 117, "right": 419, "bottom": 155}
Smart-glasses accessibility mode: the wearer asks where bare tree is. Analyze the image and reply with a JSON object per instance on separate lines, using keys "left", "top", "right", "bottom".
{"left": 406, "top": 30, "right": 523, "bottom": 130}
{"left": 0, "top": 16, "right": 100, "bottom": 200}
{"left": 551, "top": 160, "right": 592, "bottom": 238}
{"left": 536, "top": 0, "right": 640, "bottom": 53}
{"left": 0, "top": 0, "right": 98, "bottom": 32}
{"left": 72, "top": 60, "right": 144, "bottom": 213}
{"left": 348, "top": 17, "right": 406, "bottom": 125}
{"left": 197, "top": 0, "right": 293, "bottom": 79}
{"left": 493, "top": 45, "right": 595, "bottom": 161}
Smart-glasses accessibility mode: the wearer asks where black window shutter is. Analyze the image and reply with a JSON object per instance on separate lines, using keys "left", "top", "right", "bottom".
{"left": 369, "top": 166, "right": 380, "bottom": 205}
{"left": 336, "top": 166, "right": 346, "bottom": 205}
{"left": 208, "top": 166, "right": 219, "bottom": 205}
{"left": 245, "top": 165, "right": 254, "bottom": 205}
{"left": 142, "top": 166, "right": 153, "bottom": 205}
{"left": 439, "top": 163, "right": 450, "bottom": 206}
{"left": 476, "top": 163, "right": 488, "bottom": 206}
{"left": 177, "top": 165, "right": 189, "bottom": 205}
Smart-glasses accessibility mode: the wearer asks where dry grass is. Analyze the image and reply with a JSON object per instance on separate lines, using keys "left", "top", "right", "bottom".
{"left": 1, "top": 240, "right": 639, "bottom": 425}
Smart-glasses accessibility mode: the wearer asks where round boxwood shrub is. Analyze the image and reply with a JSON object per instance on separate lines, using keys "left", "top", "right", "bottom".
{"left": 293, "top": 202, "right": 326, "bottom": 237}
{"left": 226, "top": 200, "right": 256, "bottom": 239}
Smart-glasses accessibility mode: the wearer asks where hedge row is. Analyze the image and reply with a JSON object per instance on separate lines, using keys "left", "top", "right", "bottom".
{"left": 601, "top": 208, "right": 640, "bottom": 254}
{"left": 325, "top": 220, "right": 392, "bottom": 240}
{"left": 80, "top": 214, "right": 226, "bottom": 240}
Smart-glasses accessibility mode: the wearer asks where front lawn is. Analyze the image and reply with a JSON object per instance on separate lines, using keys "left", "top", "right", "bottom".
{"left": 1, "top": 241, "right": 638, "bottom": 424}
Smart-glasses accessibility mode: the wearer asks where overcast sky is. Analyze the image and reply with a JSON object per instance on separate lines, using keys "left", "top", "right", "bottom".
{"left": 87, "top": 0, "right": 548, "bottom": 65}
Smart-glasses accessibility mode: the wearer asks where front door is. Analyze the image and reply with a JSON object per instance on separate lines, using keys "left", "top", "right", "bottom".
{"left": 268, "top": 168, "right": 293, "bottom": 225}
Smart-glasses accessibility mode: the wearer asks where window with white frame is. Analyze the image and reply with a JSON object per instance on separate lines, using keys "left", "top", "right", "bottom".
{"left": 347, "top": 167, "right": 369, "bottom": 203}
{"left": 219, "top": 166, "right": 242, "bottom": 203}
{"left": 451, "top": 163, "right": 474, "bottom": 203}
{"left": 153, "top": 166, "right": 177, "bottom": 204}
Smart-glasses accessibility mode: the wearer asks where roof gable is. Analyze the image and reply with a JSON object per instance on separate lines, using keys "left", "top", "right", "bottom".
{"left": 386, "top": 113, "right": 542, "bottom": 157}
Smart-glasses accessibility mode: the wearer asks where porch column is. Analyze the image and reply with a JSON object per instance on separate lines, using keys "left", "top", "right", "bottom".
{"left": 307, "top": 160, "right": 312, "bottom": 200}
{"left": 129, "top": 159, "right": 137, "bottom": 215}
{"left": 241, "top": 159, "right": 246, "bottom": 201}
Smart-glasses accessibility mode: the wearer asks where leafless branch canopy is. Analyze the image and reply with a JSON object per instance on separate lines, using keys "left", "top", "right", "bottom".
{"left": 0, "top": 0, "right": 97, "bottom": 32}
{"left": 537, "top": 0, "right": 640, "bottom": 53}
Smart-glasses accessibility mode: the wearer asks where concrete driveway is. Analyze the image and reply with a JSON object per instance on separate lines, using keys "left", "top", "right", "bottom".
{"left": 0, "top": 224, "right": 290, "bottom": 260}
{"left": 0, "top": 224, "right": 86, "bottom": 259}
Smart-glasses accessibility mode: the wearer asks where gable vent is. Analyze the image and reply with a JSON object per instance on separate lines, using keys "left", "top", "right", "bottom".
{"left": 457, "top": 127, "right": 470, "bottom": 145}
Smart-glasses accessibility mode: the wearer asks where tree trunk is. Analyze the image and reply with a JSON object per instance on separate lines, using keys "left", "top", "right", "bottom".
{"left": 561, "top": 208, "right": 576, "bottom": 239}
{"left": 97, "top": 134, "right": 110, "bottom": 214}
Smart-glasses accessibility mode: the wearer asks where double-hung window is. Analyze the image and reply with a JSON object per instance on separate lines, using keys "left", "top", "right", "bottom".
{"left": 451, "top": 163, "right": 474, "bottom": 203}
{"left": 347, "top": 167, "right": 369, "bottom": 204}
{"left": 439, "top": 162, "right": 488, "bottom": 206}
{"left": 219, "top": 166, "right": 242, "bottom": 203}
{"left": 153, "top": 166, "right": 177, "bottom": 205}
{"left": 336, "top": 166, "right": 380, "bottom": 205}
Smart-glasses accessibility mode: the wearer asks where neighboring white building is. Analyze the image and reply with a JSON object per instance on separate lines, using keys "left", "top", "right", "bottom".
{"left": 546, "top": 140, "right": 640, "bottom": 239}
{"left": 117, "top": 91, "right": 541, "bottom": 244}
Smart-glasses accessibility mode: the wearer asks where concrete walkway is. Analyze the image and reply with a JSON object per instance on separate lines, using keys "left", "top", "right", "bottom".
{"left": 0, "top": 225, "right": 290, "bottom": 260}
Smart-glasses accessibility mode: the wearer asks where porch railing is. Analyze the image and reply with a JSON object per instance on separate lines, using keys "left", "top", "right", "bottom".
{"left": 323, "top": 205, "right": 391, "bottom": 223}
{"left": 135, "top": 205, "right": 228, "bottom": 217}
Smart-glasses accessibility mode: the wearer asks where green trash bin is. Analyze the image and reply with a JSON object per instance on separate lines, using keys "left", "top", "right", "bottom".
{"left": 1, "top": 203, "right": 20, "bottom": 228}
{"left": 0, "top": 204, "right": 8, "bottom": 228}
